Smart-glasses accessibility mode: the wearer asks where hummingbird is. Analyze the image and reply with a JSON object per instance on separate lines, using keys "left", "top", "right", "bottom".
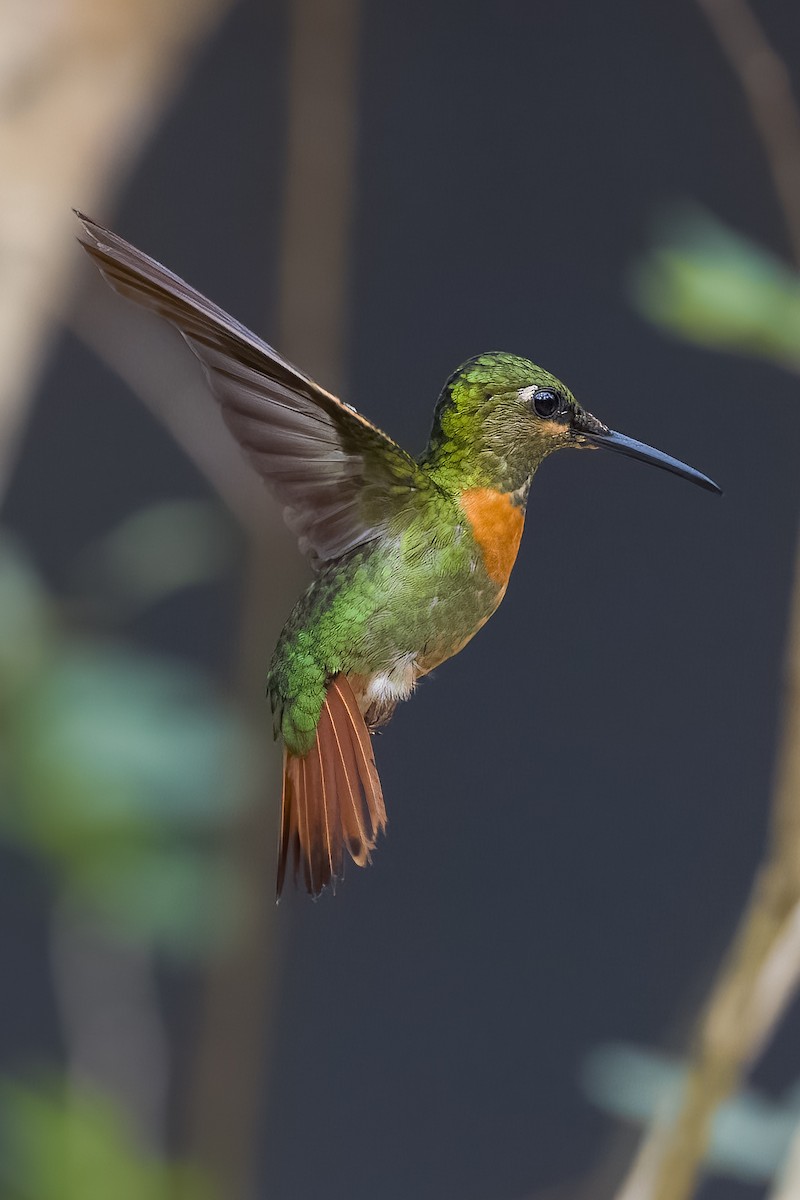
{"left": 76, "top": 212, "right": 721, "bottom": 898}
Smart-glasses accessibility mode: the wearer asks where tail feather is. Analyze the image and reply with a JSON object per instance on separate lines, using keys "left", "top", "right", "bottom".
{"left": 277, "top": 674, "right": 386, "bottom": 897}
{"left": 314, "top": 704, "right": 345, "bottom": 881}
{"left": 330, "top": 675, "right": 387, "bottom": 856}
{"left": 276, "top": 754, "right": 300, "bottom": 897}
{"left": 297, "top": 756, "right": 317, "bottom": 894}
{"left": 329, "top": 709, "right": 370, "bottom": 866}
{"left": 334, "top": 677, "right": 387, "bottom": 824}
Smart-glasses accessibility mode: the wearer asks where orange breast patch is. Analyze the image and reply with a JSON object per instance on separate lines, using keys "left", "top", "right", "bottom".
{"left": 459, "top": 487, "right": 525, "bottom": 588}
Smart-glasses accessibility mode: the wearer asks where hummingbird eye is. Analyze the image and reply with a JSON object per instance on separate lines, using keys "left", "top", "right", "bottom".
{"left": 531, "top": 388, "right": 561, "bottom": 419}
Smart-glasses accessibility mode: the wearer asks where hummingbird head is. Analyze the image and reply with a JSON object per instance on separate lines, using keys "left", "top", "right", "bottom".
{"left": 423, "top": 352, "right": 720, "bottom": 498}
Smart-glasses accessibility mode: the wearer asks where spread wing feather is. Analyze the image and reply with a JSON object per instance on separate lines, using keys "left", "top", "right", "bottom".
{"left": 75, "top": 212, "right": 429, "bottom": 567}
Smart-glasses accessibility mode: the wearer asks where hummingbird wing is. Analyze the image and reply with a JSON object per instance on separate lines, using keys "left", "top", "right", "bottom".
{"left": 76, "top": 213, "right": 430, "bottom": 568}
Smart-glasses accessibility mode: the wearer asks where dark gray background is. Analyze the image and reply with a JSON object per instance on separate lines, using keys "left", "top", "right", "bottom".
{"left": 4, "top": 2, "right": 800, "bottom": 1198}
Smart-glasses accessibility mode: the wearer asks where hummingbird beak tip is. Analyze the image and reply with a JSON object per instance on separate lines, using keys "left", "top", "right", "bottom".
{"left": 576, "top": 424, "right": 722, "bottom": 495}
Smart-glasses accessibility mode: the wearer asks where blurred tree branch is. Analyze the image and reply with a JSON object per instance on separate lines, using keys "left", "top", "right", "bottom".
{"left": 696, "top": 0, "right": 800, "bottom": 264}
{"left": 0, "top": 0, "right": 256, "bottom": 1182}
{"left": 50, "top": 900, "right": 169, "bottom": 1151}
{"left": 182, "top": 4, "right": 361, "bottom": 1199}
{"left": 772, "top": 1116, "right": 800, "bottom": 1199}
{"left": 0, "top": 0, "right": 232, "bottom": 504}
{"left": 71, "top": 299, "right": 271, "bottom": 535}
{"left": 59, "top": 0, "right": 364, "bottom": 1190}
{"left": 613, "top": 4, "right": 800, "bottom": 1199}
{"left": 616, "top": 556, "right": 800, "bottom": 1200}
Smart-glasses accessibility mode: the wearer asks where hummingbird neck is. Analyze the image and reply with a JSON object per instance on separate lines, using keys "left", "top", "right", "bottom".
{"left": 419, "top": 398, "right": 537, "bottom": 496}
{"left": 420, "top": 430, "right": 538, "bottom": 500}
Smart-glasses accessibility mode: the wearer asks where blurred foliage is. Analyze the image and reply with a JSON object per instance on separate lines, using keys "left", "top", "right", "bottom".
{"left": 583, "top": 1042, "right": 798, "bottom": 1185}
{"left": 70, "top": 499, "right": 238, "bottom": 621}
{"left": 632, "top": 206, "right": 800, "bottom": 373}
{"left": 0, "top": 1077, "right": 215, "bottom": 1200}
{"left": 0, "top": 518, "right": 255, "bottom": 956}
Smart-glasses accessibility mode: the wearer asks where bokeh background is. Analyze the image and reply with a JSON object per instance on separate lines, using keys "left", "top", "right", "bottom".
{"left": 2, "top": 2, "right": 800, "bottom": 1198}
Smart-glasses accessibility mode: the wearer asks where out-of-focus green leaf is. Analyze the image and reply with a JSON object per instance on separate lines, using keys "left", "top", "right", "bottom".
{"left": 0, "top": 595, "right": 256, "bottom": 950}
{"left": 75, "top": 849, "right": 244, "bottom": 956}
{"left": 0, "top": 1077, "right": 215, "bottom": 1200}
{"left": 8, "top": 645, "right": 247, "bottom": 829}
{"left": 0, "top": 642, "right": 255, "bottom": 954}
{"left": 0, "top": 528, "right": 260, "bottom": 956}
{"left": 71, "top": 500, "right": 237, "bottom": 618}
{"left": 582, "top": 1042, "right": 799, "bottom": 1184}
{"left": 0, "top": 536, "right": 54, "bottom": 703}
{"left": 632, "top": 207, "right": 800, "bottom": 371}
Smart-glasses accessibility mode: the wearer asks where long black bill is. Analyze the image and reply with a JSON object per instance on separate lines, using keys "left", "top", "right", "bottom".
{"left": 579, "top": 427, "right": 722, "bottom": 495}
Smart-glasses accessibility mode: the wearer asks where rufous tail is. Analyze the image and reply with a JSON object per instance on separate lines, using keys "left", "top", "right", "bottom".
{"left": 277, "top": 674, "right": 387, "bottom": 898}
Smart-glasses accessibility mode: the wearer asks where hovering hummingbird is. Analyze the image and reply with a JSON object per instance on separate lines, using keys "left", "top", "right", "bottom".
{"left": 76, "top": 212, "right": 720, "bottom": 898}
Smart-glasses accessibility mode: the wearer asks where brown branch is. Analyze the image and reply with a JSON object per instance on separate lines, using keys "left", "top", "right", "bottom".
{"left": 68, "top": 5, "right": 361, "bottom": 1192}
{"left": 71, "top": 261, "right": 304, "bottom": 1188}
{"left": 182, "top": 4, "right": 361, "bottom": 1197}
{"left": 0, "top": 0, "right": 231, "bottom": 506}
{"left": 277, "top": 0, "right": 360, "bottom": 392}
{"left": 771, "top": 1114, "right": 800, "bottom": 1199}
{"left": 612, "top": 6, "right": 800, "bottom": 1198}
{"left": 615, "top": 540, "right": 800, "bottom": 1200}
{"left": 0, "top": 0, "right": 233, "bottom": 1166}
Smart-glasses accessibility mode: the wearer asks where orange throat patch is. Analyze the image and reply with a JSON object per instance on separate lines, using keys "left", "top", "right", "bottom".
{"left": 459, "top": 487, "right": 525, "bottom": 589}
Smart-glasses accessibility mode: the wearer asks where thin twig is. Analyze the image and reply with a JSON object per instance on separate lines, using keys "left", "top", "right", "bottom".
{"left": 696, "top": 0, "right": 800, "bottom": 267}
